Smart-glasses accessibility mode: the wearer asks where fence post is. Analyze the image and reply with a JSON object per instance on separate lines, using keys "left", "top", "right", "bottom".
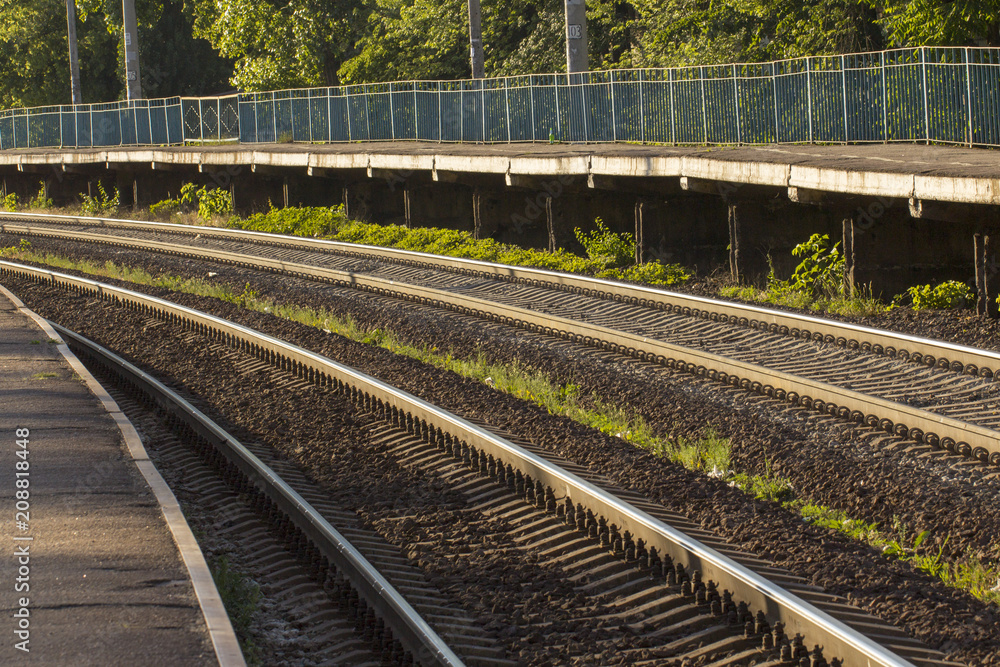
{"left": 806, "top": 58, "right": 813, "bottom": 143}
{"left": 639, "top": 70, "right": 645, "bottom": 144}
{"left": 345, "top": 89, "right": 352, "bottom": 142}
{"left": 504, "top": 77, "right": 511, "bottom": 143}
{"left": 921, "top": 46, "right": 930, "bottom": 143}
{"left": 669, "top": 68, "right": 676, "bottom": 145}
{"left": 389, "top": 83, "right": 396, "bottom": 140}
{"left": 437, "top": 82, "right": 442, "bottom": 142}
{"left": 413, "top": 83, "right": 418, "bottom": 140}
{"left": 480, "top": 80, "right": 486, "bottom": 142}
{"left": 700, "top": 66, "right": 707, "bottom": 143}
{"left": 881, "top": 51, "right": 888, "bottom": 142}
{"left": 365, "top": 85, "right": 372, "bottom": 141}
{"left": 732, "top": 64, "right": 740, "bottom": 144}
{"left": 529, "top": 78, "right": 536, "bottom": 141}
{"left": 199, "top": 99, "right": 205, "bottom": 143}
{"left": 272, "top": 92, "right": 278, "bottom": 143}
{"left": 307, "top": 91, "right": 314, "bottom": 142}
{"left": 772, "top": 62, "right": 779, "bottom": 142}
{"left": 841, "top": 55, "right": 848, "bottom": 142}
{"left": 554, "top": 76, "right": 561, "bottom": 139}
{"left": 966, "top": 47, "right": 973, "bottom": 146}
{"left": 610, "top": 71, "right": 617, "bottom": 142}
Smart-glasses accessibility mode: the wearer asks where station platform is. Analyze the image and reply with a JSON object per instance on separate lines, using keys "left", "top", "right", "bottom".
{"left": 0, "top": 284, "right": 242, "bottom": 665}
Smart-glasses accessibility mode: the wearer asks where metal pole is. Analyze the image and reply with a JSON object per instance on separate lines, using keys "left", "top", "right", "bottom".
{"left": 881, "top": 51, "right": 888, "bottom": 142}
{"left": 467, "top": 0, "right": 485, "bottom": 78}
{"left": 639, "top": 70, "right": 645, "bottom": 144}
{"left": 732, "top": 64, "right": 740, "bottom": 144}
{"left": 66, "top": 0, "right": 82, "bottom": 105}
{"left": 966, "top": 48, "right": 973, "bottom": 146}
{"left": 564, "top": 0, "right": 588, "bottom": 73}
{"left": 772, "top": 63, "right": 779, "bottom": 142}
{"left": 921, "top": 46, "right": 930, "bottom": 143}
{"left": 806, "top": 58, "right": 813, "bottom": 143}
{"left": 504, "top": 78, "right": 511, "bottom": 142}
{"left": 841, "top": 55, "right": 848, "bottom": 142}
{"left": 700, "top": 66, "right": 707, "bottom": 143}
{"left": 610, "top": 71, "right": 617, "bottom": 141}
{"left": 122, "top": 0, "right": 143, "bottom": 100}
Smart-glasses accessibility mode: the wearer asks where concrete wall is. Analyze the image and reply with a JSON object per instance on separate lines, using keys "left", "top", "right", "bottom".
{"left": 1, "top": 157, "right": 996, "bottom": 305}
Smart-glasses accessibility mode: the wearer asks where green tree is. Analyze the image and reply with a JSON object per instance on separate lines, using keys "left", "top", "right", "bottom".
{"left": 78, "top": 0, "right": 232, "bottom": 97}
{"left": 191, "top": 0, "right": 364, "bottom": 90}
{"left": 0, "top": 0, "right": 119, "bottom": 108}
{"left": 869, "top": 0, "right": 999, "bottom": 47}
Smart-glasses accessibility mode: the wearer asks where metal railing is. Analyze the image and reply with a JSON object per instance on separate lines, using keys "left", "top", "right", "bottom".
{"left": 2, "top": 46, "right": 999, "bottom": 150}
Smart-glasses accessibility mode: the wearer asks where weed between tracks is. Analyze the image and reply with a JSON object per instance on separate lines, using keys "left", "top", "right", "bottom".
{"left": 210, "top": 556, "right": 262, "bottom": 665}
{"left": 6, "top": 243, "right": 998, "bottom": 607}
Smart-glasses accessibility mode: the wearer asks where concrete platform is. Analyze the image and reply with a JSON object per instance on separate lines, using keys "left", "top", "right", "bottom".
{"left": 2, "top": 141, "right": 999, "bottom": 204}
{"left": 0, "top": 285, "right": 242, "bottom": 665}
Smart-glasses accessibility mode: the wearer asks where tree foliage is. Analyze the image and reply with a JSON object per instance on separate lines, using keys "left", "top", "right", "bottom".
{"left": 1, "top": 0, "right": 998, "bottom": 108}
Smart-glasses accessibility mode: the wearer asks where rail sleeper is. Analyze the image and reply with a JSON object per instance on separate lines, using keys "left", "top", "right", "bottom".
{"left": 0, "top": 259, "right": 918, "bottom": 667}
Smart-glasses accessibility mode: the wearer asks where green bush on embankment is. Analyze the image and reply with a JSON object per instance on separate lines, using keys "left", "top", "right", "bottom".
{"left": 223, "top": 204, "right": 691, "bottom": 287}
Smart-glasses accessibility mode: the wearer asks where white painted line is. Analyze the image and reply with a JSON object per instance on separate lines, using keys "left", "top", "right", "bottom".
{"left": 0, "top": 283, "right": 246, "bottom": 667}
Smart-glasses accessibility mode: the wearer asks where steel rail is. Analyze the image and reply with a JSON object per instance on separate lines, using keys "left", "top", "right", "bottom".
{"left": 0, "top": 259, "right": 914, "bottom": 667}
{"left": 3, "top": 211, "right": 999, "bottom": 377}
{"left": 3, "top": 222, "right": 999, "bottom": 465}
{"left": 47, "top": 319, "right": 464, "bottom": 667}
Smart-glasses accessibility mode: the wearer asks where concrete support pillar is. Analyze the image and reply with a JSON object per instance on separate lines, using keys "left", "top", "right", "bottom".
{"left": 342, "top": 185, "right": 351, "bottom": 219}
{"left": 404, "top": 188, "right": 413, "bottom": 229}
{"left": 545, "top": 195, "right": 555, "bottom": 252}
{"left": 634, "top": 200, "right": 646, "bottom": 264}
{"left": 987, "top": 235, "right": 1000, "bottom": 319}
{"left": 728, "top": 203, "right": 744, "bottom": 282}
{"left": 282, "top": 177, "right": 289, "bottom": 209}
{"left": 976, "top": 233, "right": 1000, "bottom": 318}
{"left": 114, "top": 171, "right": 135, "bottom": 208}
{"left": 842, "top": 216, "right": 855, "bottom": 294}
{"left": 473, "top": 188, "right": 483, "bottom": 239}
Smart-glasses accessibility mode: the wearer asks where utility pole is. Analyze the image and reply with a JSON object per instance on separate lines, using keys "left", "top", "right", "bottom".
{"left": 66, "top": 0, "right": 82, "bottom": 104}
{"left": 467, "top": 0, "right": 484, "bottom": 78}
{"left": 565, "top": 0, "right": 588, "bottom": 73}
{"left": 122, "top": 0, "right": 142, "bottom": 99}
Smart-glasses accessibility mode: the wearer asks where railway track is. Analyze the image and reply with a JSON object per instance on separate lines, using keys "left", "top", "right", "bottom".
{"left": 2, "top": 211, "right": 1000, "bottom": 469}
{"left": 51, "top": 321, "right": 465, "bottom": 667}
{"left": 1, "top": 262, "right": 955, "bottom": 665}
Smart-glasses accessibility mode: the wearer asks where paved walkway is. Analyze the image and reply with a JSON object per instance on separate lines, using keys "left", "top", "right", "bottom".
{"left": 0, "top": 286, "right": 238, "bottom": 665}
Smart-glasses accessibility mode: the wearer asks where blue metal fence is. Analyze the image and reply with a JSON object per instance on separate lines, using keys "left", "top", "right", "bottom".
{"left": 2, "top": 46, "right": 999, "bottom": 150}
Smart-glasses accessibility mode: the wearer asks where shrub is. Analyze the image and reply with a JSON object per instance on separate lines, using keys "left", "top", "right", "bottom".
{"left": 1, "top": 192, "right": 17, "bottom": 211}
{"left": 218, "top": 206, "right": 691, "bottom": 289}
{"left": 908, "top": 280, "right": 974, "bottom": 310}
{"left": 598, "top": 261, "right": 690, "bottom": 286}
{"left": 197, "top": 186, "right": 233, "bottom": 220}
{"left": 149, "top": 199, "right": 180, "bottom": 217}
{"left": 788, "top": 233, "right": 844, "bottom": 297}
{"left": 80, "top": 183, "right": 119, "bottom": 216}
{"left": 28, "top": 181, "right": 53, "bottom": 210}
{"left": 237, "top": 204, "right": 347, "bottom": 237}
{"left": 574, "top": 218, "right": 635, "bottom": 269}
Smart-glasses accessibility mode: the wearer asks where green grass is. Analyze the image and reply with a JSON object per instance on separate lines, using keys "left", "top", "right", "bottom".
{"left": 209, "top": 556, "right": 262, "bottom": 665}
{"left": 7, "top": 244, "right": 998, "bottom": 607}
{"left": 31, "top": 372, "right": 57, "bottom": 379}
{"left": 719, "top": 283, "right": 891, "bottom": 317}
